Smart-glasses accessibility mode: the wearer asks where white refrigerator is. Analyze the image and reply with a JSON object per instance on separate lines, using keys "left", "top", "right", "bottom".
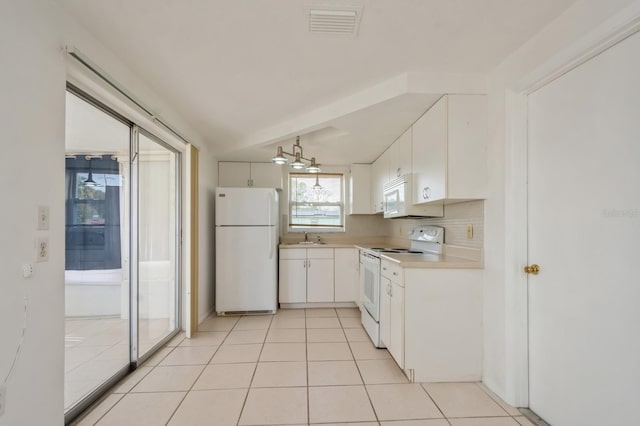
{"left": 215, "top": 187, "right": 279, "bottom": 315}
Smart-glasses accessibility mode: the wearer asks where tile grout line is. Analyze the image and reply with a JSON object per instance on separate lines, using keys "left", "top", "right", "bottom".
{"left": 163, "top": 326, "right": 232, "bottom": 425}
{"left": 341, "top": 313, "right": 381, "bottom": 425}
{"left": 86, "top": 333, "right": 184, "bottom": 425}
{"left": 235, "top": 314, "right": 274, "bottom": 426}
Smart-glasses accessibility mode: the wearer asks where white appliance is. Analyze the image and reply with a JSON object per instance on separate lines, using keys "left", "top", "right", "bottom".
{"left": 383, "top": 174, "right": 443, "bottom": 218}
{"left": 215, "top": 187, "right": 279, "bottom": 315}
{"left": 360, "top": 226, "right": 444, "bottom": 347}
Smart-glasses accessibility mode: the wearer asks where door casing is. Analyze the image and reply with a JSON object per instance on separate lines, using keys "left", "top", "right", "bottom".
{"left": 502, "top": 4, "right": 640, "bottom": 408}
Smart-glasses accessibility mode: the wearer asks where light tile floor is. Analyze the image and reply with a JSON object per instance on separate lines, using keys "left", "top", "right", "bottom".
{"left": 65, "top": 317, "right": 175, "bottom": 410}
{"left": 73, "top": 308, "right": 534, "bottom": 426}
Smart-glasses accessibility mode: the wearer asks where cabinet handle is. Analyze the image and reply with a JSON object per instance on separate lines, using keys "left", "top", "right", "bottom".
{"left": 382, "top": 267, "right": 387, "bottom": 271}
{"left": 308, "top": 260, "right": 311, "bottom": 268}
{"left": 422, "top": 187, "right": 431, "bottom": 200}
{"left": 393, "top": 272, "right": 398, "bottom": 276}
{"left": 397, "top": 168, "right": 401, "bottom": 177}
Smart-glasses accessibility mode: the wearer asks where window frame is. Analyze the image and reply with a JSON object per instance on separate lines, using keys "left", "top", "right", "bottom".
{"left": 288, "top": 172, "right": 345, "bottom": 233}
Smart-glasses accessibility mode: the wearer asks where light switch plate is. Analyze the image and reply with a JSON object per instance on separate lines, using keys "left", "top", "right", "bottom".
{"left": 37, "top": 205, "right": 49, "bottom": 230}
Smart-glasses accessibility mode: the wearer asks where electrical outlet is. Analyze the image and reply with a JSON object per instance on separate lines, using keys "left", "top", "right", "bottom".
{"left": 467, "top": 224, "right": 474, "bottom": 239}
{"left": 0, "top": 384, "right": 6, "bottom": 416}
{"left": 36, "top": 237, "right": 49, "bottom": 262}
{"left": 37, "top": 205, "right": 49, "bottom": 230}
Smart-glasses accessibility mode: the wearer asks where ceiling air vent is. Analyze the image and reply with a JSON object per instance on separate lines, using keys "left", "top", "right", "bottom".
{"left": 308, "top": 6, "right": 363, "bottom": 36}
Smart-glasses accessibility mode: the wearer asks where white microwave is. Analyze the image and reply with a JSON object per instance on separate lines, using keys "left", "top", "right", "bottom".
{"left": 383, "top": 175, "right": 443, "bottom": 218}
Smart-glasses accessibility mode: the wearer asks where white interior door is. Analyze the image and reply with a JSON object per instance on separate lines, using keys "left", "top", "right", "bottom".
{"left": 527, "top": 30, "right": 640, "bottom": 425}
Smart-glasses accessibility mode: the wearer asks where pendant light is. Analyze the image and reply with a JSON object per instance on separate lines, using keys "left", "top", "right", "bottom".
{"left": 83, "top": 158, "right": 99, "bottom": 187}
{"left": 313, "top": 173, "right": 322, "bottom": 191}
{"left": 272, "top": 136, "right": 322, "bottom": 172}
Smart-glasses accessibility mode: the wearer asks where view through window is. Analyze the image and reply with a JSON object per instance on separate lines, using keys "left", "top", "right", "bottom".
{"left": 289, "top": 173, "right": 344, "bottom": 230}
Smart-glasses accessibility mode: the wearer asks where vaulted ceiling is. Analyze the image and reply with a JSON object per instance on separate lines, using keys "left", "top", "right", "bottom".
{"left": 60, "top": 0, "right": 576, "bottom": 163}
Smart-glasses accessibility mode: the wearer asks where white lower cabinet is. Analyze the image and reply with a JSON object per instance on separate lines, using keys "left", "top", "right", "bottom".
{"left": 306, "top": 257, "right": 334, "bottom": 302}
{"left": 378, "top": 259, "right": 481, "bottom": 381}
{"left": 280, "top": 248, "right": 354, "bottom": 304}
{"left": 279, "top": 258, "right": 307, "bottom": 303}
{"left": 334, "top": 248, "right": 359, "bottom": 302}
{"left": 380, "top": 260, "right": 405, "bottom": 368}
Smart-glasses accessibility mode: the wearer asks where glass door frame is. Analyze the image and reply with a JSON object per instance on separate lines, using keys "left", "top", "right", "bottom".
{"left": 130, "top": 126, "right": 182, "bottom": 365}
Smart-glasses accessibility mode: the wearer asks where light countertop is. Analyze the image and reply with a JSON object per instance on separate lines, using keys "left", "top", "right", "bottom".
{"left": 279, "top": 242, "right": 483, "bottom": 269}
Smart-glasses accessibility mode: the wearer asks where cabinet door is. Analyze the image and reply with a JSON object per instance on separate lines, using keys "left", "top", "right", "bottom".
{"left": 279, "top": 259, "right": 307, "bottom": 303}
{"left": 250, "top": 162, "right": 283, "bottom": 189}
{"left": 334, "top": 248, "right": 358, "bottom": 302}
{"left": 306, "top": 258, "right": 334, "bottom": 302}
{"left": 349, "top": 164, "right": 372, "bottom": 215}
{"left": 371, "top": 151, "right": 389, "bottom": 213}
{"left": 389, "top": 281, "right": 404, "bottom": 368}
{"left": 379, "top": 276, "right": 392, "bottom": 347}
{"left": 389, "top": 128, "right": 412, "bottom": 179}
{"left": 412, "top": 96, "right": 447, "bottom": 204}
{"left": 219, "top": 162, "right": 250, "bottom": 187}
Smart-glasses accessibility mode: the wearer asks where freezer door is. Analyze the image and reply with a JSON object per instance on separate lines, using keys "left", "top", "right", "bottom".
{"left": 215, "top": 226, "right": 277, "bottom": 313}
{"left": 216, "top": 187, "right": 278, "bottom": 226}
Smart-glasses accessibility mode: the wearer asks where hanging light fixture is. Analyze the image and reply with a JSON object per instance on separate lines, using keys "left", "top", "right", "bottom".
{"left": 313, "top": 173, "right": 323, "bottom": 191}
{"left": 271, "top": 136, "right": 322, "bottom": 172}
{"left": 83, "top": 157, "right": 100, "bottom": 187}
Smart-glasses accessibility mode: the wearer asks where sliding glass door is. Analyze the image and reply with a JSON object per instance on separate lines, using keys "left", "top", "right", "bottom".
{"left": 64, "top": 90, "right": 132, "bottom": 413}
{"left": 135, "top": 130, "right": 180, "bottom": 358}
{"left": 64, "top": 87, "right": 181, "bottom": 419}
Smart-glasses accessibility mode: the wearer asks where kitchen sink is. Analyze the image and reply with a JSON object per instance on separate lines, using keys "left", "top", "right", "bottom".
{"left": 285, "top": 241, "right": 327, "bottom": 245}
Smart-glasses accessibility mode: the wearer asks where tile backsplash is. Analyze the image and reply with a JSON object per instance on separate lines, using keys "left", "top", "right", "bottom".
{"left": 386, "top": 200, "right": 484, "bottom": 248}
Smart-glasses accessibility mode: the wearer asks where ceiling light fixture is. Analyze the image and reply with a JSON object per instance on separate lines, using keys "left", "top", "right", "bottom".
{"left": 313, "top": 174, "right": 323, "bottom": 191}
{"left": 272, "top": 136, "right": 322, "bottom": 173}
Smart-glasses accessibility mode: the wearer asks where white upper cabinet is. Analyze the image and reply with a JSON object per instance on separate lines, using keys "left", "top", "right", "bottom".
{"left": 388, "top": 128, "right": 412, "bottom": 180}
{"left": 218, "top": 161, "right": 283, "bottom": 189}
{"left": 371, "top": 150, "right": 390, "bottom": 213}
{"left": 412, "top": 95, "right": 487, "bottom": 204}
{"left": 349, "top": 164, "right": 372, "bottom": 215}
{"left": 250, "top": 162, "right": 283, "bottom": 189}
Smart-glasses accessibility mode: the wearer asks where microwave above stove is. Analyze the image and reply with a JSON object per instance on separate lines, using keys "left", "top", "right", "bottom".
{"left": 382, "top": 174, "right": 443, "bottom": 218}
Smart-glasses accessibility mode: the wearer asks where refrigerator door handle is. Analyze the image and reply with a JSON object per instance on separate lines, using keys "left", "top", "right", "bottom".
{"left": 268, "top": 191, "right": 274, "bottom": 259}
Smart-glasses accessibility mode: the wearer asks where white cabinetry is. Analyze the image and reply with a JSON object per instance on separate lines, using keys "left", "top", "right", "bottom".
{"left": 380, "top": 259, "right": 405, "bottom": 368}
{"left": 279, "top": 249, "right": 307, "bottom": 303}
{"left": 334, "top": 248, "right": 359, "bottom": 302}
{"left": 375, "top": 259, "right": 482, "bottom": 381}
{"left": 306, "top": 249, "right": 334, "bottom": 302}
{"left": 219, "top": 161, "right": 283, "bottom": 189}
{"left": 412, "top": 95, "right": 487, "bottom": 204}
{"left": 349, "top": 164, "right": 372, "bottom": 215}
{"left": 280, "top": 248, "right": 347, "bottom": 304}
{"left": 388, "top": 128, "right": 412, "bottom": 180}
{"left": 404, "top": 267, "right": 482, "bottom": 381}
{"left": 371, "top": 151, "right": 389, "bottom": 213}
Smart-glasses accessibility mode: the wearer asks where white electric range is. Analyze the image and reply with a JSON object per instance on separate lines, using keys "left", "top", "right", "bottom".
{"left": 360, "top": 226, "right": 444, "bottom": 347}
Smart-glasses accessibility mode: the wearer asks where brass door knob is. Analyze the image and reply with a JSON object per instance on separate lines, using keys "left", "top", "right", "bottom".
{"left": 524, "top": 264, "right": 540, "bottom": 275}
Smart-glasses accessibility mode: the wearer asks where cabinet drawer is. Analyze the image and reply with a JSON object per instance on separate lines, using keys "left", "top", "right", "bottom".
{"left": 307, "top": 248, "right": 334, "bottom": 259}
{"left": 381, "top": 259, "right": 404, "bottom": 284}
{"left": 280, "top": 248, "right": 307, "bottom": 260}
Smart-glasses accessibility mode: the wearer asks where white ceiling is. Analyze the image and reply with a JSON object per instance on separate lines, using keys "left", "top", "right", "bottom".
{"left": 60, "top": 0, "right": 576, "bottom": 164}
